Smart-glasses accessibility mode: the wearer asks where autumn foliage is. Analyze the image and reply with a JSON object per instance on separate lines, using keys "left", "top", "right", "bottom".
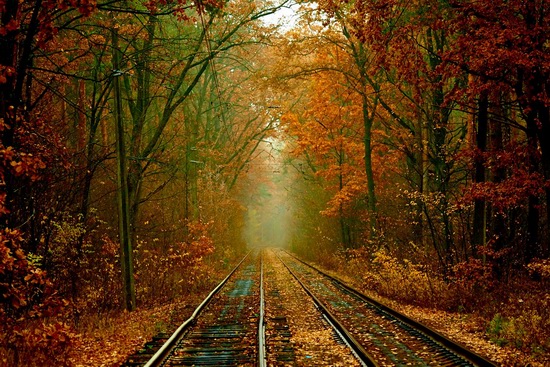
{"left": 271, "top": 0, "right": 550, "bottom": 360}
{"left": 0, "top": 0, "right": 291, "bottom": 363}
{"left": 1, "top": 0, "right": 550, "bottom": 364}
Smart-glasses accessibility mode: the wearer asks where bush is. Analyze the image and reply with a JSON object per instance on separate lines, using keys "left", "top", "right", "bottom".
{"left": 337, "top": 245, "right": 550, "bottom": 357}
{"left": 45, "top": 214, "right": 123, "bottom": 315}
{"left": 487, "top": 296, "right": 550, "bottom": 352}
{"left": 450, "top": 256, "right": 496, "bottom": 311}
{"left": 340, "top": 246, "right": 453, "bottom": 309}
{"left": 0, "top": 229, "right": 74, "bottom": 366}
{"left": 134, "top": 220, "right": 215, "bottom": 305}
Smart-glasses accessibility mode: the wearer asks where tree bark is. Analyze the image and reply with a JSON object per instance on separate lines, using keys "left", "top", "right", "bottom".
{"left": 112, "top": 26, "right": 136, "bottom": 312}
{"left": 361, "top": 91, "right": 377, "bottom": 238}
{"left": 472, "top": 92, "right": 488, "bottom": 256}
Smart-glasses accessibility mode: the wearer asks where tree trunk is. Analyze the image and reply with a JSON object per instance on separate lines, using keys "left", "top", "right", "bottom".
{"left": 536, "top": 98, "right": 550, "bottom": 259}
{"left": 488, "top": 95, "right": 507, "bottom": 279}
{"left": 361, "top": 92, "right": 377, "bottom": 238}
{"left": 472, "top": 92, "right": 488, "bottom": 256}
{"left": 410, "top": 115, "right": 425, "bottom": 246}
{"left": 112, "top": 27, "right": 136, "bottom": 312}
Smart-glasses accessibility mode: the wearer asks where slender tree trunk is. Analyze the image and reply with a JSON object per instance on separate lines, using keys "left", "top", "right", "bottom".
{"left": 112, "top": 27, "right": 136, "bottom": 312}
{"left": 343, "top": 35, "right": 378, "bottom": 240}
{"left": 362, "top": 92, "right": 377, "bottom": 239}
{"left": 472, "top": 92, "right": 488, "bottom": 256}
{"left": 431, "top": 85, "right": 454, "bottom": 266}
{"left": 488, "top": 96, "right": 507, "bottom": 278}
{"left": 411, "top": 115, "right": 425, "bottom": 245}
{"left": 422, "top": 117, "right": 430, "bottom": 250}
{"left": 523, "top": 0, "right": 550, "bottom": 260}
{"left": 536, "top": 99, "right": 550, "bottom": 260}
{"left": 126, "top": 16, "right": 156, "bottom": 243}
{"left": 77, "top": 80, "right": 87, "bottom": 152}
{"left": 426, "top": 27, "right": 455, "bottom": 267}
{"left": 337, "top": 148, "right": 351, "bottom": 248}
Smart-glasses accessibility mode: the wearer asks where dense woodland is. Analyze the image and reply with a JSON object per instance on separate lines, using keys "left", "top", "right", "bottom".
{"left": 1, "top": 0, "right": 549, "bottom": 365}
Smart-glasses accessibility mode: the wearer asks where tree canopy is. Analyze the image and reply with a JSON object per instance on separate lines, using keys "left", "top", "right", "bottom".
{"left": 1, "top": 0, "right": 549, "bottom": 364}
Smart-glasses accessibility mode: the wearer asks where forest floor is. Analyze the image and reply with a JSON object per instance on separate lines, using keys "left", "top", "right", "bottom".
{"left": 69, "top": 256, "right": 548, "bottom": 367}
{"left": 69, "top": 295, "right": 204, "bottom": 367}
{"left": 319, "top": 268, "right": 549, "bottom": 367}
{"left": 263, "top": 249, "right": 361, "bottom": 366}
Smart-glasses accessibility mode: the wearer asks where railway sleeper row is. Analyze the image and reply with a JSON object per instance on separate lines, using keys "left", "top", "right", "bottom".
{"left": 123, "top": 248, "right": 496, "bottom": 367}
{"left": 277, "top": 250, "right": 496, "bottom": 367}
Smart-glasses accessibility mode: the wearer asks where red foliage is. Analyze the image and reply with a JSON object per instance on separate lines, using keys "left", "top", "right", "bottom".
{"left": 0, "top": 229, "right": 74, "bottom": 366}
{"left": 462, "top": 143, "right": 547, "bottom": 211}
{"left": 444, "top": 0, "right": 549, "bottom": 84}
{"left": 0, "top": 0, "right": 99, "bottom": 364}
{"left": 0, "top": 107, "right": 75, "bottom": 365}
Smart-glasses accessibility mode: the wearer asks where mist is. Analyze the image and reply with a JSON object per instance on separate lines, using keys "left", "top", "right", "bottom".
{"left": 241, "top": 139, "right": 294, "bottom": 249}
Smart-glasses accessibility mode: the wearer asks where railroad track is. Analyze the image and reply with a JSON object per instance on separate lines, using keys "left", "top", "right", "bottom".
{"left": 130, "top": 251, "right": 262, "bottom": 367}
{"left": 277, "top": 249, "right": 497, "bottom": 367}
{"left": 123, "top": 248, "right": 497, "bottom": 367}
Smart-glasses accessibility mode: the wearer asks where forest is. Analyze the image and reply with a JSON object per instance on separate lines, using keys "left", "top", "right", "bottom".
{"left": 0, "top": 0, "right": 549, "bottom": 365}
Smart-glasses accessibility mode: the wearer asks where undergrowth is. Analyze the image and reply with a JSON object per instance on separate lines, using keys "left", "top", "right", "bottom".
{"left": 1, "top": 216, "right": 241, "bottom": 367}
{"left": 315, "top": 246, "right": 550, "bottom": 359}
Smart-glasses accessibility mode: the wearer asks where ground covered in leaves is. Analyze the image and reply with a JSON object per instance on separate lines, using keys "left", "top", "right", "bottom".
{"left": 69, "top": 251, "right": 548, "bottom": 367}
{"left": 264, "top": 249, "right": 360, "bottom": 366}
{"left": 316, "top": 264, "right": 549, "bottom": 367}
{"left": 69, "top": 296, "right": 202, "bottom": 367}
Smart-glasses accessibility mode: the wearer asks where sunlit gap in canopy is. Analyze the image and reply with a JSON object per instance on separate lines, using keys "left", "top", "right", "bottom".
{"left": 261, "top": 0, "right": 300, "bottom": 32}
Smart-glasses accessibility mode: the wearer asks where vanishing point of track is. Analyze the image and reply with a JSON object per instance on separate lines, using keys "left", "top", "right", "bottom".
{"left": 123, "top": 248, "right": 497, "bottom": 367}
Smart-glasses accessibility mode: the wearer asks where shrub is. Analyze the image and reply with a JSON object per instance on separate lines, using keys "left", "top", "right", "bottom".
{"left": 134, "top": 220, "right": 216, "bottom": 305}
{"left": 0, "top": 229, "right": 74, "bottom": 366}
{"left": 341, "top": 246, "right": 452, "bottom": 309}
{"left": 45, "top": 214, "right": 123, "bottom": 315}
{"left": 450, "top": 256, "right": 496, "bottom": 311}
{"left": 487, "top": 299, "right": 550, "bottom": 352}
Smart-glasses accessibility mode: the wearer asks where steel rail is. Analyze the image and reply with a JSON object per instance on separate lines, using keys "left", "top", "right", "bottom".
{"left": 276, "top": 252, "right": 379, "bottom": 367}
{"left": 258, "top": 250, "right": 267, "bottom": 367}
{"left": 284, "top": 250, "right": 498, "bottom": 367}
{"left": 143, "top": 251, "right": 251, "bottom": 367}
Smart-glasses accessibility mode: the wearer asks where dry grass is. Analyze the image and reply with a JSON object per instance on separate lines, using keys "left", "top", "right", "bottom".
{"left": 307, "top": 248, "right": 550, "bottom": 367}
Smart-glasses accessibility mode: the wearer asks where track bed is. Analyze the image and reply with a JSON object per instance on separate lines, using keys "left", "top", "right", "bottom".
{"left": 124, "top": 248, "right": 496, "bottom": 367}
